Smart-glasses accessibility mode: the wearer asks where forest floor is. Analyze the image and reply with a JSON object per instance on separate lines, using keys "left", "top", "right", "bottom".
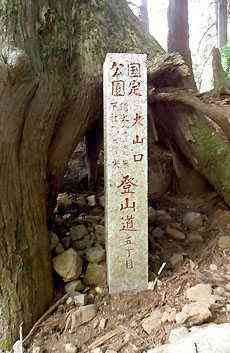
{"left": 26, "top": 188, "right": 230, "bottom": 353}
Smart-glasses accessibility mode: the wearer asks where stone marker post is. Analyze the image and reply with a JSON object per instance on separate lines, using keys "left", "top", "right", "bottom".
{"left": 103, "top": 53, "right": 148, "bottom": 294}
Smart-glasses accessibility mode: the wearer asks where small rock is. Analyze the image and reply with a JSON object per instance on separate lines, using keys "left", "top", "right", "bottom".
{"left": 123, "top": 343, "right": 138, "bottom": 353}
{"left": 74, "top": 233, "right": 94, "bottom": 251}
{"left": 70, "top": 224, "right": 88, "bottom": 241}
{"left": 187, "top": 233, "right": 203, "bottom": 243}
{"left": 218, "top": 235, "right": 230, "bottom": 249}
{"left": 84, "top": 262, "right": 107, "bottom": 286}
{"left": 32, "top": 347, "right": 41, "bottom": 353}
{"left": 55, "top": 242, "right": 65, "bottom": 255}
{"left": 65, "top": 280, "right": 84, "bottom": 293}
{"left": 142, "top": 309, "right": 162, "bottom": 334}
{"left": 62, "top": 236, "right": 72, "bottom": 249}
{"left": 170, "top": 254, "right": 184, "bottom": 267}
{"left": 151, "top": 227, "right": 164, "bottom": 239}
{"left": 213, "top": 286, "right": 226, "bottom": 297}
{"left": 49, "top": 232, "right": 59, "bottom": 250}
{"left": 99, "top": 318, "right": 108, "bottom": 330}
{"left": 212, "top": 209, "right": 230, "bottom": 232}
{"left": 95, "top": 225, "right": 105, "bottom": 246}
{"left": 86, "top": 245, "right": 105, "bottom": 263}
{"left": 99, "top": 195, "right": 105, "bottom": 208}
{"left": 166, "top": 224, "right": 186, "bottom": 240}
{"left": 148, "top": 207, "right": 157, "bottom": 224}
{"left": 156, "top": 210, "right": 172, "bottom": 224}
{"left": 186, "top": 283, "right": 212, "bottom": 303}
{"left": 176, "top": 302, "right": 211, "bottom": 326}
{"left": 91, "top": 349, "right": 102, "bottom": 353}
{"left": 87, "top": 195, "right": 96, "bottom": 206}
{"left": 73, "top": 292, "right": 86, "bottom": 306}
{"left": 210, "top": 263, "right": 218, "bottom": 271}
{"left": 79, "top": 304, "right": 97, "bottom": 324}
{"left": 183, "top": 212, "right": 203, "bottom": 230}
{"left": 65, "top": 343, "right": 77, "bottom": 353}
{"left": 76, "top": 195, "right": 87, "bottom": 207}
{"left": 52, "top": 248, "right": 82, "bottom": 282}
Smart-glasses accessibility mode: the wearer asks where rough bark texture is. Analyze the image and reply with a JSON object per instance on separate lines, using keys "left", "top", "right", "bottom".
{"left": 0, "top": 0, "right": 163, "bottom": 348}
{"left": 167, "top": 0, "right": 196, "bottom": 89}
{"left": 217, "top": 0, "right": 228, "bottom": 48}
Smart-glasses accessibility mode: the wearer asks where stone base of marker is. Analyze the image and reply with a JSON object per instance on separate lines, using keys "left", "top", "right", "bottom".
{"left": 103, "top": 53, "right": 148, "bottom": 294}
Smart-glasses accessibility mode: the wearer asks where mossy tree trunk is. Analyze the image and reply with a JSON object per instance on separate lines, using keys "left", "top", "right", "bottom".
{"left": 0, "top": 0, "right": 163, "bottom": 348}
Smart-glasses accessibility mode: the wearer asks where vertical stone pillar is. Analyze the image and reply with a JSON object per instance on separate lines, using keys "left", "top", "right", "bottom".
{"left": 103, "top": 53, "right": 148, "bottom": 294}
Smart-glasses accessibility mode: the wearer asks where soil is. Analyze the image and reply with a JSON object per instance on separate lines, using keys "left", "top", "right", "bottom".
{"left": 25, "top": 191, "right": 230, "bottom": 353}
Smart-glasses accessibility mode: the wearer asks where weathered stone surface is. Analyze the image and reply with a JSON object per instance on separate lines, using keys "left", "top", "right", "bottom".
{"left": 176, "top": 302, "right": 211, "bottom": 326}
{"left": 79, "top": 304, "right": 97, "bottom": 324}
{"left": 218, "top": 235, "right": 230, "bottom": 249}
{"left": 84, "top": 262, "right": 107, "bottom": 286}
{"left": 183, "top": 212, "right": 203, "bottom": 230}
{"left": 166, "top": 224, "right": 186, "bottom": 240}
{"left": 186, "top": 283, "right": 212, "bottom": 303}
{"left": 86, "top": 245, "right": 106, "bottom": 263}
{"left": 156, "top": 210, "right": 172, "bottom": 224}
{"left": 169, "top": 327, "right": 189, "bottom": 343}
{"left": 187, "top": 233, "right": 203, "bottom": 243}
{"left": 104, "top": 53, "right": 148, "bottom": 293}
{"left": 70, "top": 224, "right": 88, "bottom": 241}
{"left": 95, "top": 224, "right": 105, "bottom": 246}
{"left": 52, "top": 248, "right": 82, "bottom": 282}
{"left": 142, "top": 309, "right": 162, "bottom": 334}
{"left": 146, "top": 324, "right": 230, "bottom": 353}
{"left": 65, "top": 280, "right": 84, "bottom": 293}
{"left": 55, "top": 243, "right": 65, "bottom": 255}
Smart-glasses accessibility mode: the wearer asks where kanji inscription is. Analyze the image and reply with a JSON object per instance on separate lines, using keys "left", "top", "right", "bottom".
{"left": 103, "top": 53, "right": 148, "bottom": 294}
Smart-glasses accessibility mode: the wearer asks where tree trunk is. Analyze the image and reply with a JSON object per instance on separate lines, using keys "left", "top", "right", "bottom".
{"left": 140, "top": 0, "right": 149, "bottom": 33}
{"left": 167, "top": 0, "right": 196, "bottom": 89}
{"left": 217, "top": 0, "right": 228, "bottom": 48}
{"left": 0, "top": 0, "right": 164, "bottom": 347}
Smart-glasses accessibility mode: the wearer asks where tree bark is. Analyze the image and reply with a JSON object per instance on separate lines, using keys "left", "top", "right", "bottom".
{"left": 0, "top": 0, "right": 164, "bottom": 348}
{"left": 217, "top": 0, "right": 228, "bottom": 48}
{"left": 167, "top": 0, "right": 196, "bottom": 89}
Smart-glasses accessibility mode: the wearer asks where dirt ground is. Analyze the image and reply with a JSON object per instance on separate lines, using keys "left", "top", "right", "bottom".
{"left": 26, "top": 191, "right": 230, "bottom": 353}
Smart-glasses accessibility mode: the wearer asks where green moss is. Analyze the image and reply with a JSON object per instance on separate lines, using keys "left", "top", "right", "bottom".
{"left": 191, "top": 117, "right": 230, "bottom": 203}
{"left": 0, "top": 338, "right": 11, "bottom": 350}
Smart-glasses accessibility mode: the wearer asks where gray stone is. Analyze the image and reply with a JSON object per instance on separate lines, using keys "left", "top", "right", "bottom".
{"left": 151, "top": 227, "right": 164, "bottom": 239}
{"left": 49, "top": 232, "right": 59, "bottom": 250}
{"left": 161, "top": 307, "right": 176, "bottom": 324}
{"left": 79, "top": 304, "right": 96, "bottom": 324}
{"left": 74, "top": 233, "right": 94, "bottom": 251}
{"left": 187, "top": 233, "right": 203, "bottom": 243}
{"left": 148, "top": 207, "right": 157, "bottom": 224}
{"left": 52, "top": 248, "right": 82, "bottom": 282}
{"left": 218, "top": 236, "right": 230, "bottom": 249}
{"left": 70, "top": 224, "right": 88, "bottom": 241}
{"left": 183, "top": 212, "right": 203, "bottom": 230}
{"left": 156, "top": 210, "right": 172, "bottom": 224}
{"left": 84, "top": 262, "right": 107, "bottom": 286}
{"left": 176, "top": 302, "right": 212, "bottom": 326}
{"left": 86, "top": 245, "right": 105, "bottom": 263}
{"left": 142, "top": 309, "right": 162, "bottom": 334}
{"left": 146, "top": 323, "right": 230, "bottom": 353}
{"left": 62, "top": 236, "right": 72, "bottom": 249}
{"left": 166, "top": 224, "right": 186, "bottom": 240}
{"left": 95, "top": 224, "right": 105, "bottom": 246}
{"left": 65, "top": 280, "right": 84, "bottom": 293}
{"left": 104, "top": 53, "right": 148, "bottom": 294}
{"left": 55, "top": 243, "right": 65, "bottom": 255}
